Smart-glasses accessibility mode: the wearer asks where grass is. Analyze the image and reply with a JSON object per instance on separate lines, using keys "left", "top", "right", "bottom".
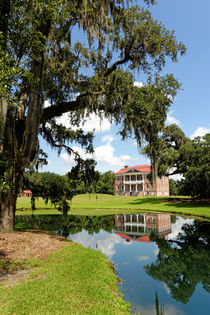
{"left": 0, "top": 244, "right": 131, "bottom": 315}
{"left": 0, "top": 260, "right": 38, "bottom": 276}
{"left": 16, "top": 194, "right": 210, "bottom": 219}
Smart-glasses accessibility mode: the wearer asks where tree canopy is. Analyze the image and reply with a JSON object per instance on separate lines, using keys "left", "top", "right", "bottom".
{"left": 0, "top": 0, "right": 185, "bottom": 231}
{"left": 145, "top": 124, "right": 210, "bottom": 198}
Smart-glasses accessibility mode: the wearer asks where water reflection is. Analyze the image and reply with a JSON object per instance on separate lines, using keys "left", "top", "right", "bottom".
{"left": 15, "top": 213, "right": 210, "bottom": 315}
{"left": 115, "top": 213, "right": 171, "bottom": 242}
{"left": 145, "top": 220, "right": 210, "bottom": 304}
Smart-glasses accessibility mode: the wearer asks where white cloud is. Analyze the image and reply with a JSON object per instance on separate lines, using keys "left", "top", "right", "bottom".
{"left": 163, "top": 283, "right": 171, "bottom": 295}
{"left": 44, "top": 100, "right": 51, "bottom": 108}
{"left": 153, "top": 246, "right": 159, "bottom": 257}
{"left": 133, "top": 303, "right": 185, "bottom": 315}
{"left": 190, "top": 126, "right": 210, "bottom": 139}
{"left": 46, "top": 159, "right": 52, "bottom": 166}
{"left": 61, "top": 146, "right": 92, "bottom": 167}
{"left": 44, "top": 99, "right": 111, "bottom": 133}
{"left": 166, "top": 217, "right": 194, "bottom": 241}
{"left": 134, "top": 81, "right": 144, "bottom": 88}
{"left": 68, "top": 230, "right": 131, "bottom": 259}
{"left": 136, "top": 255, "right": 150, "bottom": 261}
{"left": 56, "top": 111, "right": 112, "bottom": 133}
{"left": 169, "top": 173, "right": 184, "bottom": 181}
{"left": 101, "top": 134, "right": 114, "bottom": 143}
{"left": 166, "top": 111, "right": 181, "bottom": 126}
{"left": 132, "top": 140, "right": 138, "bottom": 147}
{"left": 168, "top": 168, "right": 184, "bottom": 181}
{"left": 94, "top": 136, "right": 131, "bottom": 167}
{"left": 60, "top": 135, "right": 131, "bottom": 169}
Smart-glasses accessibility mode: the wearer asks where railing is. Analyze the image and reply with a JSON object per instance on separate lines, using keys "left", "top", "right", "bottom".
{"left": 123, "top": 180, "right": 144, "bottom": 184}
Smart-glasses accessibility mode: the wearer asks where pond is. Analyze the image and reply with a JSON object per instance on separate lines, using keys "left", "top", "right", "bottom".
{"left": 16, "top": 213, "right": 210, "bottom": 315}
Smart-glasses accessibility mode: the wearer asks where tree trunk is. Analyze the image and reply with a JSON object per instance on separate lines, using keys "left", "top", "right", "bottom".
{"left": 0, "top": 189, "right": 17, "bottom": 232}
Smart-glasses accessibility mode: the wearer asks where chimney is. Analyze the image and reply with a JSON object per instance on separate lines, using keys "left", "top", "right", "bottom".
{"left": 124, "top": 165, "right": 128, "bottom": 168}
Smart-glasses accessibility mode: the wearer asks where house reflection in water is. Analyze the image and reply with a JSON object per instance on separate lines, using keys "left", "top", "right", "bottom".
{"left": 115, "top": 213, "right": 171, "bottom": 242}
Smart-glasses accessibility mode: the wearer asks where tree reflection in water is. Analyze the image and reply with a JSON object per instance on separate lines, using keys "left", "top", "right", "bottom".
{"left": 145, "top": 220, "right": 210, "bottom": 304}
{"left": 15, "top": 214, "right": 115, "bottom": 238}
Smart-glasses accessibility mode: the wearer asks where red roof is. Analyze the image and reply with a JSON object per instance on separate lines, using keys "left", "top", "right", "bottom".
{"left": 115, "top": 233, "right": 132, "bottom": 241}
{"left": 22, "top": 190, "right": 32, "bottom": 193}
{"left": 115, "top": 165, "right": 151, "bottom": 175}
{"left": 135, "top": 235, "right": 151, "bottom": 243}
{"left": 115, "top": 233, "right": 170, "bottom": 243}
{"left": 115, "top": 233, "right": 151, "bottom": 243}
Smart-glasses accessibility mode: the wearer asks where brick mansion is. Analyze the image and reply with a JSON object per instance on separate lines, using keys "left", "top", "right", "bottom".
{"left": 114, "top": 165, "right": 169, "bottom": 197}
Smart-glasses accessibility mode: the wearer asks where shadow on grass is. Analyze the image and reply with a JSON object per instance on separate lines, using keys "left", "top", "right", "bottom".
{"left": 128, "top": 197, "right": 209, "bottom": 209}
{"left": 128, "top": 197, "right": 166, "bottom": 205}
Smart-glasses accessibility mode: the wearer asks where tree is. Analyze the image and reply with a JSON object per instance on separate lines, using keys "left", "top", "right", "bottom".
{"left": 143, "top": 124, "right": 187, "bottom": 177}
{"left": 145, "top": 124, "right": 210, "bottom": 198}
{"left": 96, "top": 171, "right": 115, "bottom": 195}
{"left": 40, "top": 172, "right": 75, "bottom": 216}
{"left": 0, "top": 0, "right": 185, "bottom": 231}
{"left": 169, "top": 179, "right": 182, "bottom": 196}
{"left": 178, "top": 134, "right": 210, "bottom": 198}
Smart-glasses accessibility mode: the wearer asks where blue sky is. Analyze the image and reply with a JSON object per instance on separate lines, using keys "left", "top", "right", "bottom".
{"left": 40, "top": 0, "right": 210, "bottom": 175}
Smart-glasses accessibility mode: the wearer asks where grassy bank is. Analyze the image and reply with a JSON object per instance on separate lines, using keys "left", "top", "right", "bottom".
{"left": 0, "top": 243, "right": 131, "bottom": 315}
{"left": 16, "top": 194, "right": 210, "bottom": 219}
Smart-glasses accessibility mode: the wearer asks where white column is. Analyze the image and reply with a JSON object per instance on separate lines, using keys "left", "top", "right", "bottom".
{"left": 136, "top": 214, "right": 139, "bottom": 222}
{"left": 130, "top": 214, "right": 132, "bottom": 222}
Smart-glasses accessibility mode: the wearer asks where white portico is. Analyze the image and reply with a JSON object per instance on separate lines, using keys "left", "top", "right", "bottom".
{"left": 122, "top": 170, "right": 145, "bottom": 193}
{"left": 114, "top": 164, "right": 170, "bottom": 197}
{"left": 115, "top": 165, "right": 151, "bottom": 196}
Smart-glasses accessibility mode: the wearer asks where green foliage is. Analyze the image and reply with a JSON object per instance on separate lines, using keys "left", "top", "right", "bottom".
{"left": 22, "top": 171, "right": 75, "bottom": 215}
{"left": 169, "top": 179, "right": 181, "bottom": 196}
{"left": 40, "top": 172, "right": 74, "bottom": 215}
{"left": 96, "top": 171, "right": 115, "bottom": 195}
{"left": 145, "top": 124, "right": 210, "bottom": 198}
{"left": 15, "top": 214, "right": 115, "bottom": 237}
{"left": 0, "top": 0, "right": 186, "bottom": 230}
{"left": 0, "top": 152, "right": 12, "bottom": 197}
{"left": 68, "top": 158, "right": 97, "bottom": 194}
{"left": 179, "top": 134, "right": 210, "bottom": 198}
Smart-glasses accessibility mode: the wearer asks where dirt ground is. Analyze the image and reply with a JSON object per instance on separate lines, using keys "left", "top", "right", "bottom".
{"left": 0, "top": 231, "right": 71, "bottom": 286}
{"left": 0, "top": 231, "right": 70, "bottom": 261}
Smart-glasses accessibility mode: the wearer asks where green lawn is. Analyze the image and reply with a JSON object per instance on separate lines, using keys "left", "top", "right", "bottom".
{"left": 16, "top": 194, "right": 210, "bottom": 219}
{"left": 0, "top": 244, "right": 131, "bottom": 315}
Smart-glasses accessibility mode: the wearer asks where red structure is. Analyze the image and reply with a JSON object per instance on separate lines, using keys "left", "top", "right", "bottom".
{"left": 114, "top": 165, "right": 169, "bottom": 197}
{"left": 21, "top": 190, "right": 32, "bottom": 197}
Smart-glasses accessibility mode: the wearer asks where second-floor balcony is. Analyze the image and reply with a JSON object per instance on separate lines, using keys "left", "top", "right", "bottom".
{"left": 123, "top": 179, "right": 144, "bottom": 184}
{"left": 123, "top": 176, "right": 144, "bottom": 184}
